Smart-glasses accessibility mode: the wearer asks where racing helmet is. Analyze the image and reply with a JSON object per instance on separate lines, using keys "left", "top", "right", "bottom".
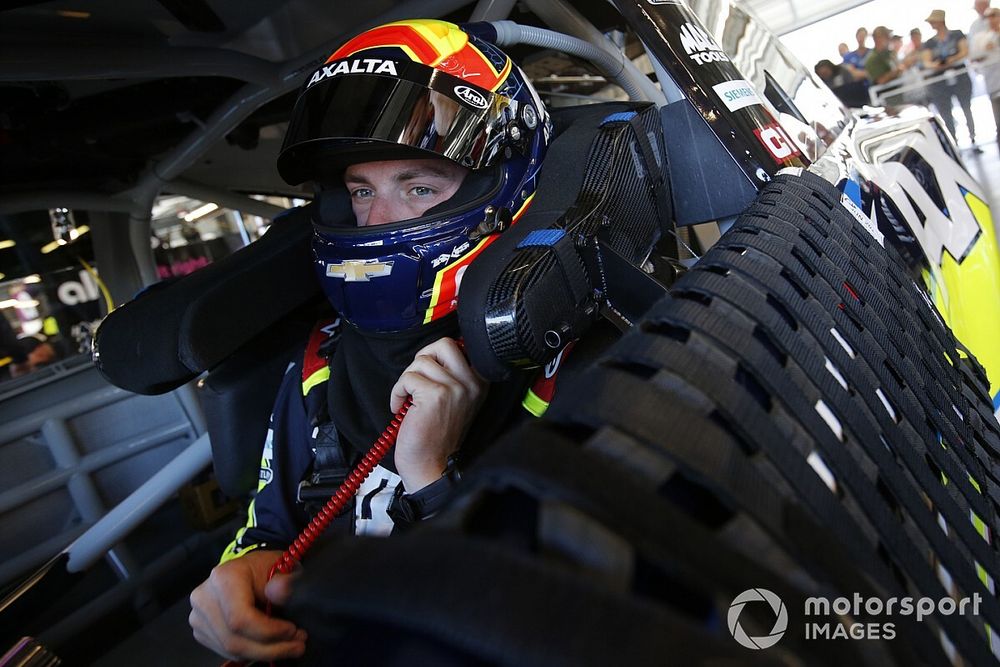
{"left": 278, "top": 19, "right": 551, "bottom": 332}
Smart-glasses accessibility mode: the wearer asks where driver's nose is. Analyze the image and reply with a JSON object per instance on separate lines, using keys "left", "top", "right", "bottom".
{"left": 364, "top": 196, "right": 408, "bottom": 227}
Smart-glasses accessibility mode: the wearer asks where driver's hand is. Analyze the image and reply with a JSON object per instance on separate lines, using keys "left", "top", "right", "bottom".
{"left": 189, "top": 549, "right": 306, "bottom": 661}
{"left": 390, "top": 337, "right": 486, "bottom": 492}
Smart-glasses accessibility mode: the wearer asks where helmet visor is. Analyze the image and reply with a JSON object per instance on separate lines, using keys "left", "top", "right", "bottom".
{"left": 279, "top": 62, "right": 509, "bottom": 184}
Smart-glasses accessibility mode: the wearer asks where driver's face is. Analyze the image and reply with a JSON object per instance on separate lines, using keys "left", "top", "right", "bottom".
{"left": 344, "top": 158, "right": 468, "bottom": 227}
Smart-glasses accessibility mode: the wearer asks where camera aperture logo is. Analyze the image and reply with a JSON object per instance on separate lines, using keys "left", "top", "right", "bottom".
{"left": 727, "top": 589, "right": 982, "bottom": 648}
{"left": 728, "top": 588, "right": 788, "bottom": 649}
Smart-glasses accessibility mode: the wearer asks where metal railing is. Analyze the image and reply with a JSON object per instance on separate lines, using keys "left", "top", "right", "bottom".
{"left": 869, "top": 54, "right": 1000, "bottom": 107}
{"left": 0, "top": 369, "right": 203, "bottom": 586}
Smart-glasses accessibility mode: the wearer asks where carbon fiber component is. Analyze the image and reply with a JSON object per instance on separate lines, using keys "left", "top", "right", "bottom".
{"left": 479, "top": 106, "right": 668, "bottom": 374}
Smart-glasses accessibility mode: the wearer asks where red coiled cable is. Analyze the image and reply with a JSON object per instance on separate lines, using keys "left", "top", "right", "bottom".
{"left": 222, "top": 397, "right": 412, "bottom": 667}
{"left": 267, "top": 396, "right": 412, "bottom": 580}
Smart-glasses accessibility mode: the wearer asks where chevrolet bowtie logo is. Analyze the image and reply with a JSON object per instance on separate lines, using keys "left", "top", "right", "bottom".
{"left": 325, "top": 260, "right": 394, "bottom": 282}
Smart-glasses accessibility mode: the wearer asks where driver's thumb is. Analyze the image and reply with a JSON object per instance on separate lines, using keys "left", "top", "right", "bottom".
{"left": 264, "top": 573, "right": 296, "bottom": 607}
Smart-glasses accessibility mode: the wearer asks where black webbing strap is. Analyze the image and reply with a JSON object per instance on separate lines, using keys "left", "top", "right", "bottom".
{"left": 552, "top": 233, "right": 592, "bottom": 307}
{"left": 664, "top": 207, "right": 1000, "bottom": 596}
{"left": 600, "top": 332, "right": 915, "bottom": 563}
{"left": 473, "top": 427, "right": 788, "bottom": 586}
{"left": 619, "top": 311, "right": 936, "bottom": 569}
{"left": 465, "top": 425, "right": 913, "bottom": 665}
{"left": 548, "top": 354, "right": 899, "bottom": 587}
{"left": 741, "top": 198, "right": 968, "bottom": 383}
{"left": 680, "top": 187, "right": 1000, "bottom": 628}
{"left": 515, "top": 228, "right": 592, "bottom": 308}
{"left": 670, "top": 269, "right": 994, "bottom": 562}
{"left": 547, "top": 340, "right": 943, "bottom": 661}
{"left": 756, "top": 175, "right": 996, "bottom": 439}
{"left": 682, "top": 254, "right": 998, "bottom": 519}
{"left": 287, "top": 532, "right": 789, "bottom": 667}
{"left": 737, "top": 230, "right": 1000, "bottom": 515}
{"left": 634, "top": 287, "right": 997, "bottom": 661}
{"left": 732, "top": 202, "right": 997, "bottom": 462}
{"left": 676, "top": 256, "right": 1000, "bottom": 580}
{"left": 711, "top": 223, "right": 1000, "bottom": 515}
{"left": 627, "top": 108, "right": 673, "bottom": 228}
{"left": 747, "top": 177, "right": 969, "bottom": 371}
{"left": 714, "top": 227, "right": 1000, "bottom": 506}
{"left": 297, "top": 422, "right": 354, "bottom": 526}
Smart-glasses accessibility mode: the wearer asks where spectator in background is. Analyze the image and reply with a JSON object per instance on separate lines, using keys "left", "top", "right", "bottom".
{"left": 923, "top": 9, "right": 979, "bottom": 151}
{"left": 815, "top": 59, "right": 854, "bottom": 87}
{"left": 815, "top": 59, "right": 870, "bottom": 107}
{"left": 970, "top": 0, "right": 992, "bottom": 62}
{"left": 839, "top": 42, "right": 863, "bottom": 80}
{"left": 902, "top": 28, "right": 925, "bottom": 68}
{"left": 842, "top": 29, "right": 871, "bottom": 80}
{"left": 867, "top": 27, "right": 903, "bottom": 85}
{"left": 981, "top": 7, "right": 1000, "bottom": 144}
{"left": 181, "top": 222, "right": 202, "bottom": 245}
{"left": 898, "top": 28, "right": 930, "bottom": 105}
{"left": 890, "top": 34, "right": 904, "bottom": 63}
{"left": 0, "top": 315, "right": 57, "bottom": 380}
{"left": 867, "top": 26, "right": 904, "bottom": 104}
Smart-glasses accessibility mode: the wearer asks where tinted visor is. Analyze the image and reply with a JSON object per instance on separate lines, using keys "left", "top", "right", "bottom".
{"left": 278, "top": 61, "right": 507, "bottom": 184}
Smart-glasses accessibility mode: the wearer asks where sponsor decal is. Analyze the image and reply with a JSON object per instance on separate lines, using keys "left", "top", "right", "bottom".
{"left": 712, "top": 79, "right": 761, "bottom": 112}
{"left": 325, "top": 260, "right": 394, "bottom": 282}
{"left": 431, "top": 241, "right": 471, "bottom": 268}
{"left": 259, "top": 431, "right": 275, "bottom": 489}
{"left": 872, "top": 131, "right": 981, "bottom": 264}
{"left": 438, "top": 56, "right": 483, "bottom": 80}
{"left": 544, "top": 347, "right": 567, "bottom": 379}
{"left": 423, "top": 194, "right": 535, "bottom": 324}
{"left": 521, "top": 104, "right": 538, "bottom": 129}
{"left": 840, "top": 193, "right": 885, "bottom": 247}
{"left": 753, "top": 123, "right": 801, "bottom": 163}
{"left": 454, "top": 85, "right": 489, "bottom": 109}
{"left": 308, "top": 59, "right": 398, "bottom": 87}
{"left": 56, "top": 269, "right": 101, "bottom": 306}
{"left": 679, "top": 23, "right": 730, "bottom": 65}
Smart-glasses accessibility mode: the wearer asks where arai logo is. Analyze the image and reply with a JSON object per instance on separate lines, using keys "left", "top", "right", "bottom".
{"left": 454, "top": 85, "right": 489, "bottom": 109}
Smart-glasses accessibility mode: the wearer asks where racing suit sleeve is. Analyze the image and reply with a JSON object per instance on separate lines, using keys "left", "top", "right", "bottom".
{"left": 386, "top": 458, "right": 461, "bottom": 528}
{"left": 219, "top": 360, "right": 314, "bottom": 563}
